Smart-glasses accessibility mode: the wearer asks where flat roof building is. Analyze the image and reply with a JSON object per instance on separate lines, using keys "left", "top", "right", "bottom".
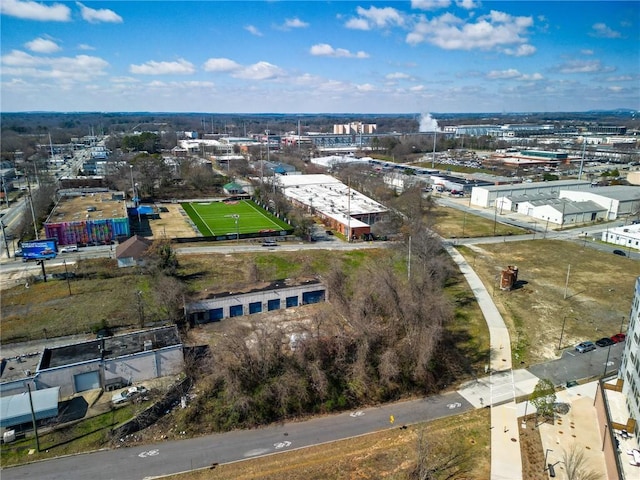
{"left": 276, "top": 174, "right": 388, "bottom": 239}
{"left": 44, "top": 190, "right": 130, "bottom": 246}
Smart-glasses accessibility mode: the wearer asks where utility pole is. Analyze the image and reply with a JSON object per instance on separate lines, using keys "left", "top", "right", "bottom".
{"left": 0, "top": 221, "right": 10, "bottom": 258}
{"left": 26, "top": 175, "right": 39, "bottom": 240}
{"left": 27, "top": 384, "right": 40, "bottom": 452}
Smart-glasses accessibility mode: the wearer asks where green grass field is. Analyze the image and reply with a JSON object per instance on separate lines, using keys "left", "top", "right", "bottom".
{"left": 181, "top": 200, "right": 291, "bottom": 237}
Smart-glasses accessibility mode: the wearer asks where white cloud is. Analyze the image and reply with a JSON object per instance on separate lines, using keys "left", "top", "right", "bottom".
{"left": 1, "top": 0, "right": 70, "bottom": 21}
{"left": 25, "top": 37, "right": 61, "bottom": 53}
{"left": 410, "top": 85, "right": 425, "bottom": 91}
{"left": 76, "top": 2, "right": 122, "bottom": 24}
{"left": 456, "top": 0, "right": 480, "bottom": 9}
{"left": 345, "top": 6, "right": 404, "bottom": 30}
{"left": 146, "top": 80, "right": 214, "bottom": 89}
{"left": 1, "top": 50, "right": 109, "bottom": 82}
{"left": 110, "top": 76, "right": 139, "bottom": 84}
{"left": 232, "top": 61, "right": 286, "bottom": 81}
{"left": 407, "top": 10, "right": 533, "bottom": 53}
{"left": 486, "top": 69, "right": 542, "bottom": 81}
{"left": 386, "top": 72, "right": 411, "bottom": 80}
{"left": 282, "top": 17, "right": 309, "bottom": 29}
{"left": 486, "top": 68, "right": 521, "bottom": 79}
{"left": 519, "top": 73, "right": 543, "bottom": 81}
{"left": 411, "top": 0, "right": 451, "bottom": 10}
{"left": 581, "top": 49, "right": 594, "bottom": 56}
{"left": 557, "top": 60, "right": 615, "bottom": 74}
{"left": 309, "top": 43, "right": 369, "bottom": 58}
{"left": 605, "top": 75, "right": 633, "bottom": 82}
{"left": 356, "top": 83, "right": 376, "bottom": 92}
{"left": 590, "top": 23, "right": 621, "bottom": 39}
{"left": 504, "top": 44, "right": 536, "bottom": 57}
{"left": 344, "top": 18, "right": 370, "bottom": 31}
{"left": 245, "top": 25, "right": 262, "bottom": 36}
{"left": 129, "top": 59, "right": 195, "bottom": 75}
{"left": 203, "top": 58, "right": 241, "bottom": 72}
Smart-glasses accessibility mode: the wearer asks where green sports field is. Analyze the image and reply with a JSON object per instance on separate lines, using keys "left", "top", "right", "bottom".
{"left": 181, "top": 200, "right": 291, "bottom": 237}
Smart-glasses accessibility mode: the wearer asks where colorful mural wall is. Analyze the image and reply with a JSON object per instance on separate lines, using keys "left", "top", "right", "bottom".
{"left": 45, "top": 217, "right": 130, "bottom": 246}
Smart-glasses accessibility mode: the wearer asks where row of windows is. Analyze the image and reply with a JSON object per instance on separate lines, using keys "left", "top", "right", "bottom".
{"left": 189, "top": 290, "right": 325, "bottom": 325}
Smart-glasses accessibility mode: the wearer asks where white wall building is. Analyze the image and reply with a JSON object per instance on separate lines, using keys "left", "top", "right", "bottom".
{"left": 560, "top": 186, "right": 640, "bottom": 221}
{"left": 601, "top": 225, "right": 640, "bottom": 251}
{"left": 470, "top": 180, "right": 591, "bottom": 208}
{"left": 618, "top": 277, "right": 640, "bottom": 438}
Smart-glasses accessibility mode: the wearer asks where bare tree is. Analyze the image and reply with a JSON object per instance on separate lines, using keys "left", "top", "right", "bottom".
{"left": 562, "top": 444, "right": 602, "bottom": 480}
{"left": 411, "top": 428, "right": 473, "bottom": 480}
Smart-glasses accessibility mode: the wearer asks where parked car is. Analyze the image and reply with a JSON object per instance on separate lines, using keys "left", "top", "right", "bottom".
{"left": 59, "top": 245, "right": 78, "bottom": 253}
{"left": 611, "top": 333, "right": 626, "bottom": 343}
{"left": 111, "top": 386, "right": 148, "bottom": 405}
{"left": 575, "top": 341, "right": 596, "bottom": 353}
{"left": 612, "top": 249, "right": 626, "bottom": 256}
{"left": 595, "top": 337, "right": 615, "bottom": 347}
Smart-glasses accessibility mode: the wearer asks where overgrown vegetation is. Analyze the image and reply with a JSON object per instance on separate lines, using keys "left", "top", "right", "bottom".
{"left": 166, "top": 223, "right": 486, "bottom": 434}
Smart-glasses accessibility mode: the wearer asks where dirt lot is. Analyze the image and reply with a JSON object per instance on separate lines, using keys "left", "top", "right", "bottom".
{"left": 148, "top": 203, "right": 196, "bottom": 239}
{"left": 458, "top": 239, "right": 640, "bottom": 365}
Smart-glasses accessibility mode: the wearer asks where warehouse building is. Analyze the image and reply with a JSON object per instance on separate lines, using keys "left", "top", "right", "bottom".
{"left": 276, "top": 174, "right": 387, "bottom": 239}
{"left": 470, "top": 180, "right": 592, "bottom": 208}
{"left": 31, "top": 326, "right": 183, "bottom": 397}
{"left": 186, "top": 279, "right": 326, "bottom": 325}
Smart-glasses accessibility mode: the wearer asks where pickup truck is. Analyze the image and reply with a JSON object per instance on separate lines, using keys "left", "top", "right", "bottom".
{"left": 111, "top": 386, "right": 148, "bottom": 405}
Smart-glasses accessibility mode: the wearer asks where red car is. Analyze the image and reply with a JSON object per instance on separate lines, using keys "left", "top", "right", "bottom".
{"left": 611, "top": 333, "right": 626, "bottom": 343}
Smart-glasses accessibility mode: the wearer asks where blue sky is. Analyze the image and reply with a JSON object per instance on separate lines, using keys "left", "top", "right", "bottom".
{"left": 1, "top": 0, "right": 638, "bottom": 113}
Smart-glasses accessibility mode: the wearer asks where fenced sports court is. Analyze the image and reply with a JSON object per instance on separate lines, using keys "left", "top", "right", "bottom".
{"left": 181, "top": 199, "right": 291, "bottom": 238}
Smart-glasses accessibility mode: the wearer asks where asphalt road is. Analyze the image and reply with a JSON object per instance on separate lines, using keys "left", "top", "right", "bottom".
{"left": 528, "top": 341, "right": 626, "bottom": 386}
{"left": 2, "top": 391, "right": 473, "bottom": 480}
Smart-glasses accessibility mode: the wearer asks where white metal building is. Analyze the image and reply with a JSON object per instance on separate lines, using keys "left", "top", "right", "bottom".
{"left": 560, "top": 186, "right": 640, "bottom": 221}
{"left": 470, "top": 180, "right": 591, "bottom": 208}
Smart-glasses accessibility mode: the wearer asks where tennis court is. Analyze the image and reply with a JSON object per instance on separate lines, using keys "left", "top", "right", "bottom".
{"left": 181, "top": 200, "right": 291, "bottom": 237}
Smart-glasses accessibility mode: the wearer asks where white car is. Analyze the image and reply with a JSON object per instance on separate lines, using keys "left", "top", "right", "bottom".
{"left": 59, "top": 245, "right": 79, "bottom": 253}
{"left": 111, "top": 386, "right": 148, "bottom": 405}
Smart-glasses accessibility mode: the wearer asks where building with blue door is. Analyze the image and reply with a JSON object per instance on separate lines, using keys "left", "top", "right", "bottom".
{"left": 186, "top": 279, "right": 326, "bottom": 325}
{"left": 1, "top": 327, "right": 184, "bottom": 398}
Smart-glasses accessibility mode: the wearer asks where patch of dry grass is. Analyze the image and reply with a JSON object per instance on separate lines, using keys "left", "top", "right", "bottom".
{"left": 457, "top": 239, "right": 640, "bottom": 364}
{"left": 161, "top": 409, "right": 490, "bottom": 480}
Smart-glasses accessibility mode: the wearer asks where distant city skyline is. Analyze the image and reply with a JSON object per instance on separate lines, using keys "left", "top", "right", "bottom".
{"left": 1, "top": 1, "right": 639, "bottom": 113}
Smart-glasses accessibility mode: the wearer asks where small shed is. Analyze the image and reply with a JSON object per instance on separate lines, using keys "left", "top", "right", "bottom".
{"left": 223, "top": 182, "right": 245, "bottom": 195}
{"left": 0, "top": 387, "right": 60, "bottom": 428}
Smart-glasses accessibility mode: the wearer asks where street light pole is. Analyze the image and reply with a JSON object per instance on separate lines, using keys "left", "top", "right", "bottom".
{"left": 135, "top": 183, "right": 142, "bottom": 225}
{"left": 543, "top": 449, "right": 553, "bottom": 472}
